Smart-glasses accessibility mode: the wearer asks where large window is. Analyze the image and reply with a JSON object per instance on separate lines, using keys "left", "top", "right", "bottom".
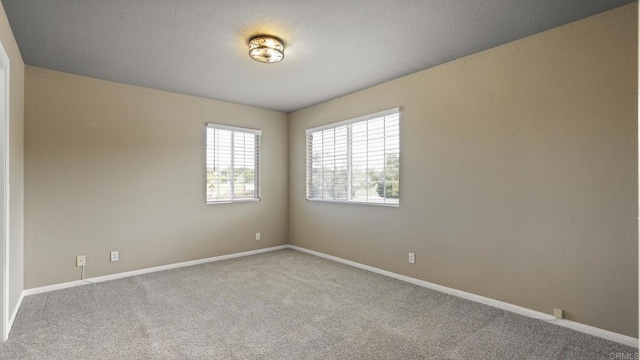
{"left": 206, "top": 124, "right": 261, "bottom": 203}
{"left": 306, "top": 108, "right": 400, "bottom": 206}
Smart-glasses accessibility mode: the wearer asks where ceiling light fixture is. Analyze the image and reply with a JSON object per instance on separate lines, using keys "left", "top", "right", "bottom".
{"left": 248, "top": 35, "right": 284, "bottom": 64}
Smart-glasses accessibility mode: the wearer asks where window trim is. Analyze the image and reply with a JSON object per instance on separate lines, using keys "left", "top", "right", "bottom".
{"left": 305, "top": 198, "right": 399, "bottom": 207}
{"left": 305, "top": 107, "right": 400, "bottom": 207}
{"left": 206, "top": 123, "right": 262, "bottom": 204}
{"left": 304, "top": 108, "right": 400, "bottom": 135}
{"left": 207, "top": 123, "right": 262, "bottom": 135}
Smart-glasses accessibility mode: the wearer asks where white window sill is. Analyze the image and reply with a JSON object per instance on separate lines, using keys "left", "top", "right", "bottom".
{"left": 207, "top": 199, "right": 261, "bottom": 205}
{"left": 306, "top": 199, "right": 399, "bottom": 207}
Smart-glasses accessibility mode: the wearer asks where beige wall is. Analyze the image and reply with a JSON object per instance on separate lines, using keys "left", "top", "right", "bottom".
{"left": 0, "top": 1, "right": 24, "bottom": 325}
{"left": 25, "top": 66, "right": 288, "bottom": 288}
{"left": 289, "top": 4, "right": 638, "bottom": 337}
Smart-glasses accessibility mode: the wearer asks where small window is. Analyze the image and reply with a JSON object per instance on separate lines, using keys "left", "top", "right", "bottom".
{"left": 206, "top": 124, "right": 261, "bottom": 203}
{"left": 306, "top": 108, "right": 400, "bottom": 206}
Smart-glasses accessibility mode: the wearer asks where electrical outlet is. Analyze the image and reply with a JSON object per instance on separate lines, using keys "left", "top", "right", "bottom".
{"left": 76, "top": 255, "right": 86, "bottom": 267}
{"left": 553, "top": 308, "right": 564, "bottom": 319}
{"left": 408, "top": 252, "right": 415, "bottom": 264}
{"left": 255, "top": 232, "right": 261, "bottom": 241}
{"left": 110, "top": 251, "right": 119, "bottom": 262}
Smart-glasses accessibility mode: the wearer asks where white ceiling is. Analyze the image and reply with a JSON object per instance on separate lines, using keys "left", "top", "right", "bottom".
{"left": 1, "top": 0, "right": 635, "bottom": 112}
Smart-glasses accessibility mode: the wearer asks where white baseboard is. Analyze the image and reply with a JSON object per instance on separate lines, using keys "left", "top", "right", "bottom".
{"left": 23, "top": 245, "right": 288, "bottom": 296}
{"left": 18, "top": 244, "right": 638, "bottom": 348}
{"left": 287, "top": 245, "right": 639, "bottom": 348}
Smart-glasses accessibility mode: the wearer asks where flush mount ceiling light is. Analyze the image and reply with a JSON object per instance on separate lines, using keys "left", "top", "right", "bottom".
{"left": 248, "top": 35, "right": 284, "bottom": 63}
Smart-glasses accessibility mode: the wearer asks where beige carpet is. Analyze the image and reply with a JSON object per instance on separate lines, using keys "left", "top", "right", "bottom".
{"left": 0, "top": 249, "right": 636, "bottom": 359}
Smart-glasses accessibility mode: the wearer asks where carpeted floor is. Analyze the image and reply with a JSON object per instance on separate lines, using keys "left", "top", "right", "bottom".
{"left": 0, "top": 249, "right": 636, "bottom": 359}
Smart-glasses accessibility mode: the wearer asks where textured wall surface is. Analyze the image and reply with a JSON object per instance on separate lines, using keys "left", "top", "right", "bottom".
{"left": 25, "top": 66, "right": 288, "bottom": 288}
{"left": 0, "top": 0, "right": 24, "bottom": 328}
{"left": 289, "top": 4, "right": 638, "bottom": 337}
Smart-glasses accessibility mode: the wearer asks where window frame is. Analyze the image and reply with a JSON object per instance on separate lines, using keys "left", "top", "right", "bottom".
{"left": 206, "top": 123, "right": 261, "bottom": 204}
{"left": 305, "top": 107, "right": 400, "bottom": 207}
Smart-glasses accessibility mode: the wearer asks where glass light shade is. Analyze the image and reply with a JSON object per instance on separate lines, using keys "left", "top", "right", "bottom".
{"left": 248, "top": 35, "right": 284, "bottom": 63}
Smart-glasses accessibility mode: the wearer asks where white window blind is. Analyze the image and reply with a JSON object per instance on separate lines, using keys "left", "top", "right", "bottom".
{"left": 206, "top": 124, "right": 261, "bottom": 203}
{"left": 306, "top": 108, "right": 400, "bottom": 206}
